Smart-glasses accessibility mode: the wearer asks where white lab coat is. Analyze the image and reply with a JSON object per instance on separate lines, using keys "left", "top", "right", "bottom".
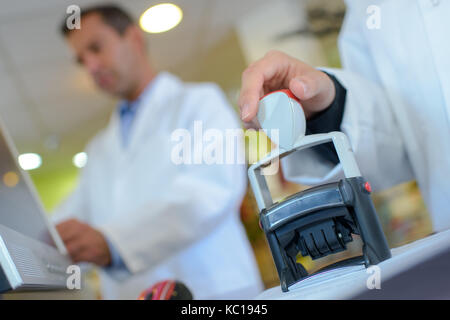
{"left": 283, "top": 0, "right": 450, "bottom": 232}
{"left": 53, "top": 72, "right": 263, "bottom": 299}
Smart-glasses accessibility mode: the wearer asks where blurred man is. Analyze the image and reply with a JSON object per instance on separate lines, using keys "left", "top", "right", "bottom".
{"left": 54, "top": 5, "right": 263, "bottom": 299}
{"left": 239, "top": 0, "right": 450, "bottom": 232}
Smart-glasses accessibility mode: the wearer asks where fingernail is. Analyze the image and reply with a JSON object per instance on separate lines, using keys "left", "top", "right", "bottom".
{"left": 241, "top": 104, "right": 251, "bottom": 120}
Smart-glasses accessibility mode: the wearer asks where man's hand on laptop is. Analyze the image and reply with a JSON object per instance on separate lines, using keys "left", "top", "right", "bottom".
{"left": 56, "top": 219, "right": 112, "bottom": 267}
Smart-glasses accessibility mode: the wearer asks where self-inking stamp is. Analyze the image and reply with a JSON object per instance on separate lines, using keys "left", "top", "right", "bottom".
{"left": 248, "top": 89, "right": 391, "bottom": 292}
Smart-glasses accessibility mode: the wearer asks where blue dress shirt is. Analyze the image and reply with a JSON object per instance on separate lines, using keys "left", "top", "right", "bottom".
{"left": 118, "top": 99, "right": 140, "bottom": 147}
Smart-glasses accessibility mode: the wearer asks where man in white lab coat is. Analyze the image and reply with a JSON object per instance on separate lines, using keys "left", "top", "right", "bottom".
{"left": 54, "top": 5, "right": 263, "bottom": 299}
{"left": 239, "top": 0, "right": 450, "bottom": 232}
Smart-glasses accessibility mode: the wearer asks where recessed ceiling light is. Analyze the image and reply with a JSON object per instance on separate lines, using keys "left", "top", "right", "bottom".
{"left": 18, "top": 153, "right": 42, "bottom": 171}
{"left": 139, "top": 3, "right": 183, "bottom": 34}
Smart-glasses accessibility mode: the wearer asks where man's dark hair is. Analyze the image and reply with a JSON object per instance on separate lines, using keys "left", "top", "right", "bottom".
{"left": 61, "top": 4, "right": 135, "bottom": 36}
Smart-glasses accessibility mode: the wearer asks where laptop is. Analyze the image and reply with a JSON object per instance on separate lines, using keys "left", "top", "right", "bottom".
{"left": 0, "top": 117, "right": 72, "bottom": 292}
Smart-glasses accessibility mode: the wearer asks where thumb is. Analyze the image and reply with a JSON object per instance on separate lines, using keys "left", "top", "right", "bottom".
{"left": 289, "top": 72, "right": 335, "bottom": 118}
{"left": 289, "top": 76, "right": 319, "bottom": 101}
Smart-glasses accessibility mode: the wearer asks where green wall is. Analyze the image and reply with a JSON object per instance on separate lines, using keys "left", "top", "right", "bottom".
{"left": 29, "top": 167, "right": 79, "bottom": 214}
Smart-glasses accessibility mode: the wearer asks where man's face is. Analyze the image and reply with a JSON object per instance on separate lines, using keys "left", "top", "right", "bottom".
{"left": 67, "top": 13, "right": 140, "bottom": 97}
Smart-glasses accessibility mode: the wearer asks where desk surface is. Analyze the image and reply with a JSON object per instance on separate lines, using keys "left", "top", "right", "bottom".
{"left": 256, "top": 229, "right": 450, "bottom": 300}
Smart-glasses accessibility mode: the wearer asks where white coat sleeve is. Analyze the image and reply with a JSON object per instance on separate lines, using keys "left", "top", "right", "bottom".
{"left": 282, "top": 3, "right": 414, "bottom": 191}
{"left": 96, "top": 85, "right": 248, "bottom": 274}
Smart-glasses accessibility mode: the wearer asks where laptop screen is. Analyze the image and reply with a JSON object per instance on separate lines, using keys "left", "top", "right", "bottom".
{"left": 0, "top": 127, "right": 56, "bottom": 248}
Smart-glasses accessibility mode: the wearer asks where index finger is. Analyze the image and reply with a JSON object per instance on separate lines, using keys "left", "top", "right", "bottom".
{"left": 239, "top": 64, "right": 265, "bottom": 122}
{"left": 239, "top": 52, "right": 293, "bottom": 122}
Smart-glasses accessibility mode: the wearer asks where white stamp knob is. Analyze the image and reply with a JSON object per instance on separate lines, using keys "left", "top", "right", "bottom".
{"left": 257, "top": 89, "right": 306, "bottom": 151}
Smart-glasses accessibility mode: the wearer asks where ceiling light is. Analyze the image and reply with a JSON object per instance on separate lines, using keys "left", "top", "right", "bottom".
{"left": 73, "top": 152, "right": 88, "bottom": 168}
{"left": 18, "top": 153, "right": 42, "bottom": 171}
{"left": 139, "top": 3, "right": 183, "bottom": 34}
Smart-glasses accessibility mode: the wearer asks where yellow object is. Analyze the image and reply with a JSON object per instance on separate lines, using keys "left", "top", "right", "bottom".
{"left": 3, "top": 171, "right": 19, "bottom": 188}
